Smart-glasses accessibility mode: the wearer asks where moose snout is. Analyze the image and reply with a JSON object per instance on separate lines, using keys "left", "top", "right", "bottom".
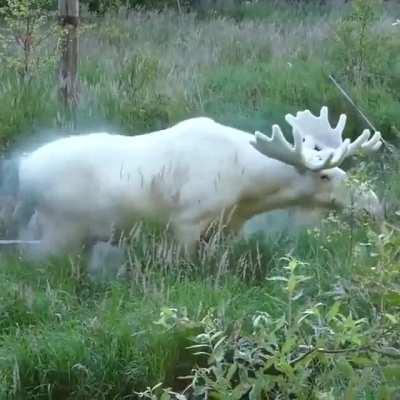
{"left": 340, "top": 181, "right": 384, "bottom": 224}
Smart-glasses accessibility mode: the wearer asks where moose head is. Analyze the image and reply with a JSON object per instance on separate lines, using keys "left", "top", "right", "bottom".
{"left": 252, "top": 106, "right": 383, "bottom": 222}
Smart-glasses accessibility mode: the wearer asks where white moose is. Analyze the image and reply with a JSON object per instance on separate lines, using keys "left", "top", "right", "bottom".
{"left": 14, "top": 106, "right": 382, "bottom": 257}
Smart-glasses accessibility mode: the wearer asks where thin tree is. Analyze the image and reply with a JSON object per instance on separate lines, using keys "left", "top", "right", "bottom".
{"left": 58, "top": 0, "right": 79, "bottom": 126}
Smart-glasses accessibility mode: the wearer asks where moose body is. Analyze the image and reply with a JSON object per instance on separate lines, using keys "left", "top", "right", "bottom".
{"left": 14, "top": 109, "right": 382, "bottom": 257}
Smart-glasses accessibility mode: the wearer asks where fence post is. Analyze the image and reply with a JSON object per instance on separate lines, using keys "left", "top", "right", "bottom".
{"left": 58, "top": 0, "right": 79, "bottom": 125}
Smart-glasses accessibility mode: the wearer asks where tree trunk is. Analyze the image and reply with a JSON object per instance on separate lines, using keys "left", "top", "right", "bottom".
{"left": 58, "top": 0, "right": 79, "bottom": 117}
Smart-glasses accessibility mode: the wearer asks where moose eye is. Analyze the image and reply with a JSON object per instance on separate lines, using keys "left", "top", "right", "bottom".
{"left": 320, "top": 174, "right": 330, "bottom": 181}
{"left": 314, "top": 145, "right": 322, "bottom": 151}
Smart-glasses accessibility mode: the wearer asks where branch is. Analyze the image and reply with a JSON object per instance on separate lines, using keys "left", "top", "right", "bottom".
{"left": 289, "top": 344, "right": 400, "bottom": 367}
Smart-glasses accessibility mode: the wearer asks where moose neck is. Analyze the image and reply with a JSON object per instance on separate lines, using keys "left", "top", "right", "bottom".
{"left": 238, "top": 153, "right": 313, "bottom": 218}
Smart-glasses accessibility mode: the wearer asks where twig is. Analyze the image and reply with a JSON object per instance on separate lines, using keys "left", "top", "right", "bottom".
{"left": 0, "top": 240, "right": 41, "bottom": 245}
{"left": 328, "top": 74, "right": 394, "bottom": 152}
{"left": 383, "top": 222, "right": 400, "bottom": 232}
{"left": 290, "top": 343, "right": 400, "bottom": 366}
{"left": 368, "top": 346, "right": 400, "bottom": 359}
{"left": 329, "top": 74, "right": 377, "bottom": 132}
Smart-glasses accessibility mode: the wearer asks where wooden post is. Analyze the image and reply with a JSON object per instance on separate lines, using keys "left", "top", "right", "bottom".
{"left": 58, "top": 0, "right": 79, "bottom": 120}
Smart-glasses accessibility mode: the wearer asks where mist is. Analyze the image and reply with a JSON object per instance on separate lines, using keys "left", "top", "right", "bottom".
{"left": 243, "top": 207, "right": 323, "bottom": 238}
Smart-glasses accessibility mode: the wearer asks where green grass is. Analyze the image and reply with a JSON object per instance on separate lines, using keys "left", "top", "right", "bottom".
{"left": 0, "top": 0, "right": 400, "bottom": 398}
{"left": 0, "top": 216, "right": 399, "bottom": 399}
{"left": 1, "top": 1, "right": 400, "bottom": 144}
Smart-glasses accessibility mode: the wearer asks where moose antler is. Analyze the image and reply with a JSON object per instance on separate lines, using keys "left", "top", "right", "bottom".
{"left": 285, "top": 106, "right": 382, "bottom": 154}
{"left": 253, "top": 125, "right": 351, "bottom": 172}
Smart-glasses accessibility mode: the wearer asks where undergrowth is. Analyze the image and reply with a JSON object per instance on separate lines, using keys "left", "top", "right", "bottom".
{"left": 0, "top": 212, "right": 400, "bottom": 398}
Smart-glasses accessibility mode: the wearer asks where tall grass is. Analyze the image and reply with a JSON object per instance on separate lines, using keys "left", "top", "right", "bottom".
{"left": 1, "top": 1, "right": 400, "bottom": 146}
{"left": 0, "top": 213, "right": 399, "bottom": 398}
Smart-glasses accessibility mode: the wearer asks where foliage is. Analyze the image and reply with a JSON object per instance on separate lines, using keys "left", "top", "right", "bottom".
{"left": 135, "top": 248, "right": 400, "bottom": 399}
{"left": 333, "top": 0, "right": 385, "bottom": 85}
{"left": 330, "top": 0, "right": 400, "bottom": 138}
{"left": 81, "top": 0, "right": 186, "bottom": 15}
{"left": 1, "top": 214, "right": 400, "bottom": 398}
{"left": 0, "top": 0, "right": 60, "bottom": 147}
{"left": 0, "top": 0, "right": 58, "bottom": 80}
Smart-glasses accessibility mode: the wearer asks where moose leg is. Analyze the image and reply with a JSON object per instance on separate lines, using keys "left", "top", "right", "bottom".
{"left": 173, "top": 219, "right": 208, "bottom": 257}
{"left": 20, "top": 211, "right": 87, "bottom": 260}
{"left": 87, "top": 241, "right": 126, "bottom": 281}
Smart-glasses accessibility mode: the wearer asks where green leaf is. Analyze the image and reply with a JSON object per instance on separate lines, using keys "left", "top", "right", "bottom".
{"left": 383, "top": 364, "right": 400, "bottom": 383}
{"left": 267, "top": 276, "right": 288, "bottom": 282}
{"left": 249, "top": 379, "right": 263, "bottom": 400}
{"left": 231, "top": 383, "right": 252, "bottom": 400}
{"left": 377, "top": 384, "right": 394, "bottom": 400}
{"left": 327, "top": 301, "right": 341, "bottom": 322}
{"left": 160, "top": 392, "right": 171, "bottom": 400}
{"left": 349, "top": 356, "right": 373, "bottom": 368}
{"left": 281, "top": 336, "right": 296, "bottom": 354}
{"left": 384, "top": 313, "right": 398, "bottom": 324}
{"left": 316, "top": 390, "right": 335, "bottom": 400}
{"left": 226, "top": 363, "right": 238, "bottom": 382}
{"left": 213, "top": 336, "right": 227, "bottom": 351}
{"left": 383, "top": 290, "right": 400, "bottom": 306}
{"left": 344, "top": 378, "right": 358, "bottom": 400}
{"left": 336, "top": 358, "right": 354, "bottom": 378}
{"left": 287, "top": 274, "right": 297, "bottom": 293}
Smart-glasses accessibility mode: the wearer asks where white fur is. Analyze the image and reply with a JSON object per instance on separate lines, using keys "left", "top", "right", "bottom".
{"left": 17, "top": 117, "right": 379, "bottom": 257}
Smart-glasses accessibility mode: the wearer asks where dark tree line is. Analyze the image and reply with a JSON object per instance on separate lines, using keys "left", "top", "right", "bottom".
{"left": 0, "top": 0, "right": 381, "bottom": 17}
{"left": 81, "top": 0, "right": 342, "bottom": 15}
